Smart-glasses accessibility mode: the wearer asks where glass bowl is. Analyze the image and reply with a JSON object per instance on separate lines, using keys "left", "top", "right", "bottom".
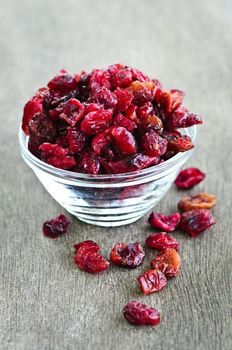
{"left": 19, "top": 126, "right": 196, "bottom": 227}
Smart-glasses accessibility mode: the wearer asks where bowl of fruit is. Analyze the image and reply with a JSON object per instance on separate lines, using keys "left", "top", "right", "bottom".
{"left": 19, "top": 64, "right": 202, "bottom": 226}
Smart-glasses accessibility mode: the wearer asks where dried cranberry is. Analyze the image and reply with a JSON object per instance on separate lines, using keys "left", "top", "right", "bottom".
{"left": 131, "top": 68, "right": 150, "bottom": 82}
{"left": 111, "top": 68, "right": 133, "bottom": 88}
{"left": 140, "top": 114, "right": 163, "bottom": 133}
{"left": 89, "top": 69, "right": 111, "bottom": 90}
{"left": 47, "top": 70, "right": 77, "bottom": 93}
{"left": 22, "top": 91, "right": 44, "bottom": 135}
{"left": 110, "top": 242, "right": 145, "bottom": 268}
{"left": 167, "top": 135, "right": 194, "bottom": 153}
{"left": 107, "top": 63, "right": 125, "bottom": 75}
{"left": 159, "top": 89, "right": 185, "bottom": 113}
{"left": 123, "top": 300, "right": 160, "bottom": 326}
{"left": 136, "top": 102, "right": 153, "bottom": 119}
{"left": 148, "top": 211, "right": 180, "bottom": 232}
{"left": 113, "top": 113, "right": 136, "bottom": 133}
{"left": 114, "top": 88, "right": 133, "bottom": 112}
{"left": 137, "top": 269, "right": 167, "bottom": 294}
{"left": 166, "top": 107, "right": 202, "bottom": 130}
{"left": 43, "top": 214, "right": 70, "bottom": 238}
{"left": 151, "top": 249, "right": 181, "bottom": 277}
{"left": 124, "top": 104, "right": 139, "bottom": 123}
{"left": 178, "top": 193, "right": 216, "bottom": 212}
{"left": 67, "top": 127, "right": 88, "bottom": 153}
{"left": 84, "top": 103, "right": 103, "bottom": 114}
{"left": 179, "top": 209, "right": 216, "bottom": 237}
{"left": 39, "top": 143, "right": 76, "bottom": 170}
{"left": 141, "top": 130, "right": 168, "bottom": 156}
{"left": 106, "top": 154, "right": 160, "bottom": 174}
{"left": 128, "top": 81, "right": 155, "bottom": 104}
{"left": 175, "top": 168, "right": 206, "bottom": 189}
{"left": 111, "top": 127, "right": 137, "bottom": 155}
{"left": 28, "top": 138, "right": 42, "bottom": 158}
{"left": 49, "top": 98, "right": 85, "bottom": 126}
{"left": 91, "top": 128, "right": 112, "bottom": 156}
{"left": 89, "top": 87, "right": 117, "bottom": 108}
{"left": 76, "top": 151, "right": 100, "bottom": 174}
{"left": 146, "top": 233, "right": 180, "bottom": 251}
{"left": 81, "top": 109, "right": 113, "bottom": 135}
{"left": 74, "top": 240, "right": 109, "bottom": 273}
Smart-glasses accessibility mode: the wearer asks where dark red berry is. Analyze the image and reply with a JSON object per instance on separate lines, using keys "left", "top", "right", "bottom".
{"left": 76, "top": 151, "right": 100, "bottom": 174}
{"left": 175, "top": 168, "right": 206, "bottom": 189}
{"left": 179, "top": 209, "right": 216, "bottom": 237}
{"left": 89, "top": 87, "right": 117, "bottom": 108}
{"left": 113, "top": 113, "right": 136, "bottom": 133}
{"left": 123, "top": 300, "right": 160, "bottom": 326}
{"left": 110, "top": 243, "right": 145, "bottom": 268}
{"left": 43, "top": 214, "right": 70, "bottom": 238}
{"left": 141, "top": 130, "right": 168, "bottom": 156}
{"left": 67, "top": 127, "right": 88, "bottom": 153}
{"left": 137, "top": 269, "right": 167, "bottom": 294}
{"left": 106, "top": 154, "right": 160, "bottom": 174}
{"left": 22, "top": 89, "right": 45, "bottom": 134}
{"left": 49, "top": 98, "right": 85, "bottom": 126}
{"left": 81, "top": 109, "right": 113, "bottom": 135}
{"left": 146, "top": 232, "right": 180, "bottom": 250}
{"left": 111, "top": 68, "right": 133, "bottom": 88}
{"left": 151, "top": 249, "right": 181, "bottom": 277}
{"left": 148, "top": 211, "right": 180, "bottom": 232}
{"left": 47, "top": 70, "right": 77, "bottom": 93}
{"left": 89, "top": 69, "right": 111, "bottom": 90}
{"left": 39, "top": 143, "right": 76, "bottom": 170}
{"left": 111, "top": 127, "right": 137, "bottom": 155}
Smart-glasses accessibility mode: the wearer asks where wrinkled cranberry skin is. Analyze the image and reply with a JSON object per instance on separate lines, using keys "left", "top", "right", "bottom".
{"left": 114, "top": 88, "right": 133, "bottom": 112}
{"left": 89, "top": 69, "right": 111, "bottom": 90}
{"left": 179, "top": 209, "right": 216, "bottom": 237}
{"left": 76, "top": 151, "right": 100, "bottom": 174}
{"left": 49, "top": 98, "right": 85, "bottom": 126}
{"left": 148, "top": 212, "right": 180, "bottom": 232}
{"left": 106, "top": 154, "right": 160, "bottom": 174}
{"left": 47, "top": 71, "right": 77, "bottom": 93}
{"left": 89, "top": 87, "right": 117, "bottom": 108}
{"left": 151, "top": 249, "right": 181, "bottom": 277}
{"left": 111, "top": 68, "right": 133, "bottom": 88}
{"left": 43, "top": 214, "right": 70, "bottom": 239}
{"left": 175, "top": 168, "right": 206, "bottom": 189}
{"left": 39, "top": 143, "right": 76, "bottom": 170}
{"left": 123, "top": 300, "right": 160, "bottom": 326}
{"left": 81, "top": 109, "right": 113, "bottom": 135}
{"left": 110, "top": 243, "right": 145, "bottom": 268}
{"left": 22, "top": 93, "right": 44, "bottom": 135}
{"left": 167, "top": 135, "right": 194, "bottom": 153}
{"left": 28, "top": 113, "right": 57, "bottom": 143}
{"left": 141, "top": 130, "right": 168, "bottom": 156}
{"left": 178, "top": 193, "right": 216, "bottom": 212}
{"left": 146, "top": 233, "right": 180, "bottom": 251}
{"left": 128, "top": 81, "right": 155, "bottom": 104}
{"left": 111, "top": 127, "right": 137, "bottom": 155}
{"left": 67, "top": 127, "right": 88, "bottom": 153}
{"left": 91, "top": 128, "right": 112, "bottom": 156}
{"left": 74, "top": 240, "right": 109, "bottom": 273}
{"left": 113, "top": 113, "right": 136, "bottom": 133}
{"left": 166, "top": 107, "right": 202, "bottom": 130}
{"left": 138, "top": 269, "right": 167, "bottom": 295}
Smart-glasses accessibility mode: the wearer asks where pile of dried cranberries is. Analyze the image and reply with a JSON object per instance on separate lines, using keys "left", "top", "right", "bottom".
{"left": 42, "top": 167, "right": 216, "bottom": 326}
{"left": 22, "top": 64, "right": 202, "bottom": 174}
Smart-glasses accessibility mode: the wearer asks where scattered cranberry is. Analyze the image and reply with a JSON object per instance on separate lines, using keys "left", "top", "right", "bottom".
{"left": 148, "top": 211, "right": 180, "bottom": 232}
{"left": 22, "top": 64, "right": 203, "bottom": 174}
{"left": 179, "top": 209, "right": 216, "bottom": 237}
{"left": 137, "top": 269, "right": 167, "bottom": 294}
{"left": 43, "top": 214, "right": 70, "bottom": 238}
{"left": 151, "top": 249, "right": 181, "bottom": 277}
{"left": 110, "top": 242, "right": 145, "bottom": 268}
{"left": 123, "top": 300, "right": 160, "bottom": 326}
{"left": 175, "top": 168, "right": 206, "bottom": 189}
{"left": 146, "top": 232, "right": 180, "bottom": 251}
{"left": 178, "top": 193, "right": 216, "bottom": 212}
{"left": 74, "top": 240, "right": 109, "bottom": 273}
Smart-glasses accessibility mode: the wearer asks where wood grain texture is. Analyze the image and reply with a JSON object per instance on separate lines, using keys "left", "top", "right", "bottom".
{"left": 0, "top": 0, "right": 231, "bottom": 349}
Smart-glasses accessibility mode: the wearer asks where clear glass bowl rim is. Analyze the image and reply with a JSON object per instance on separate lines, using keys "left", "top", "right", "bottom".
{"left": 19, "top": 125, "right": 197, "bottom": 182}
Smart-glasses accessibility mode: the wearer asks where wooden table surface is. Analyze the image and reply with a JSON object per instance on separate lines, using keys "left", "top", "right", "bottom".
{"left": 0, "top": 0, "right": 231, "bottom": 349}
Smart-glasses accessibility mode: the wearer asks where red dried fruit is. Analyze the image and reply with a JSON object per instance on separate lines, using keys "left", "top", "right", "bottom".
{"left": 114, "top": 88, "right": 133, "bottom": 112}
{"left": 167, "top": 135, "right": 194, "bottom": 153}
{"left": 22, "top": 89, "right": 45, "bottom": 134}
{"left": 89, "top": 69, "right": 111, "bottom": 90}
{"left": 148, "top": 211, "right": 180, "bottom": 232}
{"left": 113, "top": 113, "right": 136, "bottom": 133}
{"left": 28, "top": 113, "right": 57, "bottom": 143}
{"left": 67, "top": 127, "right": 88, "bottom": 153}
{"left": 160, "top": 89, "right": 185, "bottom": 113}
{"left": 89, "top": 87, "right": 117, "bottom": 108}
{"left": 39, "top": 143, "right": 76, "bottom": 170}
{"left": 84, "top": 103, "right": 104, "bottom": 115}
{"left": 110, "top": 242, "right": 145, "bottom": 268}
{"left": 49, "top": 98, "right": 85, "bottom": 126}
{"left": 127, "top": 81, "right": 155, "bottom": 104}
{"left": 151, "top": 249, "right": 181, "bottom": 277}
{"left": 141, "top": 130, "right": 168, "bottom": 156}
{"left": 136, "top": 102, "right": 153, "bottom": 119}
{"left": 131, "top": 68, "right": 150, "bottom": 82}
{"left": 178, "top": 193, "right": 216, "bottom": 212}
{"left": 43, "top": 214, "right": 70, "bottom": 238}
{"left": 47, "top": 70, "right": 77, "bottom": 93}
{"left": 107, "top": 63, "right": 125, "bottom": 75}
{"left": 146, "top": 232, "right": 180, "bottom": 251}
{"left": 175, "top": 168, "right": 206, "bottom": 189}
{"left": 91, "top": 128, "right": 112, "bottom": 156}
{"left": 111, "top": 127, "right": 137, "bottom": 154}
{"left": 141, "top": 114, "right": 164, "bottom": 133}
{"left": 124, "top": 104, "right": 138, "bottom": 123}
{"left": 73, "top": 240, "right": 100, "bottom": 253}
{"left": 137, "top": 269, "right": 167, "bottom": 294}
{"left": 111, "top": 68, "right": 133, "bottom": 88}
{"left": 166, "top": 107, "right": 202, "bottom": 130}
{"left": 106, "top": 154, "right": 160, "bottom": 174}
{"left": 81, "top": 109, "right": 113, "bottom": 135}
{"left": 74, "top": 240, "right": 109, "bottom": 273}
{"left": 179, "top": 209, "right": 216, "bottom": 237}
{"left": 123, "top": 300, "right": 160, "bottom": 326}
{"left": 76, "top": 151, "right": 100, "bottom": 174}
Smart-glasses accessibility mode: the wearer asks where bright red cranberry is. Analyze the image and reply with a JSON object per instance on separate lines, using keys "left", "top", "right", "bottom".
{"left": 111, "top": 127, "right": 137, "bottom": 155}
{"left": 148, "top": 211, "right": 180, "bottom": 232}
{"left": 49, "top": 98, "right": 85, "bottom": 126}
{"left": 67, "top": 127, "right": 88, "bottom": 153}
{"left": 151, "top": 249, "right": 181, "bottom": 277}
{"left": 130, "top": 68, "right": 150, "bottom": 82}
{"left": 146, "top": 233, "right": 180, "bottom": 250}
{"left": 111, "top": 68, "right": 133, "bottom": 88}
{"left": 81, "top": 109, "right": 113, "bottom": 135}
{"left": 91, "top": 128, "right": 112, "bottom": 156}
{"left": 89, "top": 69, "right": 111, "bottom": 90}
{"left": 123, "top": 300, "right": 160, "bottom": 326}
{"left": 22, "top": 89, "right": 45, "bottom": 135}
{"left": 47, "top": 70, "right": 77, "bottom": 93}
{"left": 113, "top": 113, "right": 136, "bottom": 133}
{"left": 76, "top": 151, "right": 100, "bottom": 174}
{"left": 74, "top": 240, "right": 100, "bottom": 253}
{"left": 141, "top": 130, "right": 168, "bottom": 156}
{"left": 89, "top": 87, "right": 117, "bottom": 108}
{"left": 39, "top": 143, "right": 76, "bottom": 169}
{"left": 166, "top": 107, "right": 202, "bottom": 130}
{"left": 179, "top": 209, "right": 216, "bottom": 237}
{"left": 137, "top": 269, "right": 167, "bottom": 294}
{"left": 175, "top": 168, "right": 206, "bottom": 189}
{"left": 114, "top": 87, "right": 133, "bottom": 112}
{"left": 43, "top": 214, "right": 70, "bottom": 238}
{"left": 106, "top": 154, "right": 160, "bottom": 174}
{"left": 110, "top": 243, "right": 145, "bottom": 268}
